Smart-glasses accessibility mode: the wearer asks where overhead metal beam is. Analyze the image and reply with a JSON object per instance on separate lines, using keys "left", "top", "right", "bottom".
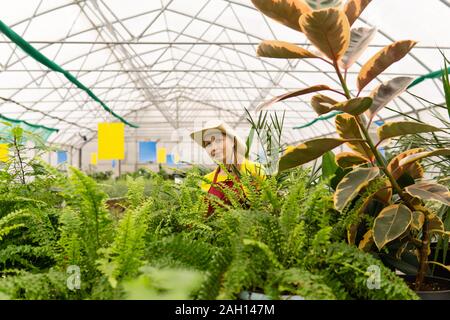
{"left": 0, "top": 40, "right": 447, "bottom": 49}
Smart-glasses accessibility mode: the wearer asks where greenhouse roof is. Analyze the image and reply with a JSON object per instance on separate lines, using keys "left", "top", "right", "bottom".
{"left": 0, "top": 0, "right": 449, "bottom": 147}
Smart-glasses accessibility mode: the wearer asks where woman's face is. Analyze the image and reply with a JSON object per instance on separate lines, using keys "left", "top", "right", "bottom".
{"left": 203, "top": 130, "right": 234, "bottom": 164}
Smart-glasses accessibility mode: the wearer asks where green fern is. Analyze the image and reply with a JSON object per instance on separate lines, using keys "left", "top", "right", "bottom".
{"left": 57, "top": 208, "right": 82, "bottom": 268}
{"left": 126, "top": 176, "right": 145, "bottom": 209}
{"left": 265, "top": 268, "right": 337, "bottom": 300}
{"left": 97, "top": 199, "right": 152, "bottom": 288}
{"left": 0, "top": 269, "right": 72, "bottom": 300}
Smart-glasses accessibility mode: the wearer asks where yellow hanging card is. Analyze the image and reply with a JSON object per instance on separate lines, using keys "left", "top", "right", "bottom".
{"left": 157, "top": 147, "right": 166, "bottom": 164}
{"left": 0, "top": 144, "right": 9, "bottom": 162}
{"left": 90, "top": 152, "right": 98, "bottom": 165}
{"left": 98, "top": 123, "right": 125, "bottom": 160}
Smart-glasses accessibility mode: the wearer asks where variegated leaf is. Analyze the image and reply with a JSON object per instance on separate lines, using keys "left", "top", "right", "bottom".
{"left": 377, "top": 121, "right": 441, "bottom": 141}
{"left": 334, "top": 166, "right": 380, "bottom": 211}
{"left": 332, "top": 97, "right": 373, "bottom": 115}
{"left": 411, "top": 211, "right": 425, "bottom": 230}
{"left": 347, "top": 223, "right": 358, "bottom": 245}
{"left": 428, "top": 214, "right": 444, "bottom": 233}
{"left": 358, "top": 229, "right": 374, "bottom": 251}
{"left": 251, "top": 0, "right": 312, "bottom": 32}
{"left": 311, "top": 94, "right": 338, "bottom": 115}
{"left": 335, "top": 113, "right": 372, "bottom": 159}
{"left": 299, "top": 8, "right": 350, "bottom": 61}
{"left": 398, "top": 149, "right": 450, "bottom": 167}
{"left": 279, "top": 138, "right": 348, "bottom": 172}
{"left": 357, "top": 40, "right": 417, "bottom": 92}
{"left": 387, "top": 148, "right": 425, "bottom": 180}
{"left": 335, "top": 151, "right": 369, "bottom": 168}
{"left": 256, "top": 85, "right": 331, "bottom": 111}
{"left": 405, "top": 182, "right": 450, "bottom": 206}
{"left": 257, "top": 40, "right": 319, "bottom": 59}
{"left": 366, "top": 77, "right": 415, "bottom": 121}
{"left": 344, "top": 0, "right": 372, "bottom": 26}
{"left": 340, "top": 27, "right": 377, "bottom": 69}
{"left": 373, "top": 204, "right": 412, "bottom": 250}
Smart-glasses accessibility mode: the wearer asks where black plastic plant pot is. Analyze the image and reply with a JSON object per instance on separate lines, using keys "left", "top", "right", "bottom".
{"left": 401, "top": 275, "right": 450, "bottom": 300}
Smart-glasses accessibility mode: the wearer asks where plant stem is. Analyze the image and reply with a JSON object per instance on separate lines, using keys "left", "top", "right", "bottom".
{"left": 415, "top": 214, "right": 430, "bottom": 291}
{"left": 333, "top": 61, "right": 352, "bottom": 99}
{"left": 13, "top": 135, "right": 26, "bottom": 185}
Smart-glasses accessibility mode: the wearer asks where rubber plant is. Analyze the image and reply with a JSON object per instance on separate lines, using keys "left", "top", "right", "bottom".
{"left": 251, "top": 0, "right": 450, "bottom": 290}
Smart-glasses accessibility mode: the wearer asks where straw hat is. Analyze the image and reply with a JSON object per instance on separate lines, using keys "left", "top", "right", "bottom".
{"left": 190, "top": 120, "right": 246, "bottom": 155}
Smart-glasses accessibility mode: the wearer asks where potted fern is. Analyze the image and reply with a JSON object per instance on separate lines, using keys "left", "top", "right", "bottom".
{"left": 251, "top": 0, "right": 450, "bottom": 298}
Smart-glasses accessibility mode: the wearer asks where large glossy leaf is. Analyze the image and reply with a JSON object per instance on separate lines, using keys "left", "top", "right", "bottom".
{"left": 398, "top": 149, "right": 450, "bottom": 167}
{"left": 411, "top": 211, "right": 425, "bottom": 230}
{"left": 330, "top": 166, "right": 352, "bottom": 190}
{"left": 377, "top": 121, "right": 441, "bottom": 141}
{"left": 357, "top": 40, "right": 417, "bottom": 92}
{"left": 305, "top": 0, "right": 342, "bottom": 10}
{"left": 335, "top": 113, "right": 372, "bottom": 158}
{"left": 334, "top": 166, "right": 379, "bottom": 211}
{"left": 332, "top": 97, "right": 372, "bottom": 115}
{"left": 387, "top": 148, "right": 425, "bottom": 180}
{"left": 344, "top": 0, "right": 372, "bottom": 26}
{"left": 366, "top": 77, "right": 415, "bottom": 121}
{"left": 279, "top": 138, "right": 348, "bottom": 172}
{"left": 428, "top": 214, "right": 445, "bottom": 233}
{"left": 322, "top": 151, "right": 339, "bottom": 180}
{"left": 347, "top": 223, "right": 358, "bottom": 245}
{"left": 373, "top": 204, "right": 412, "bottom": 250}
{"left": 340, "top": 27, "right": 377, "bottom": 69}
{"left": 311, "top": 94, "right": 338, "bottom": 115}
{"left": 256, "top": 85, "right": 331, "bottom": 111}
{"left": 358, "top": 229, "right": 374, "bottom": 251}
{"left": 299, "top": 8, "right": 350, "bottom": 61}
{"left": 335, "top": 151, "right": 369, "bottom": 168}
{"left": 311, "top": 96, "right": 372, "bottom": 116}
{"left": 405, "top": 182, "right": 450, "bottom": 206}
{"left": 257, "top": 40, "right": 319, "bottom": 59}
{"left": 251, "top": 0, "right": 312, "bottom": 32}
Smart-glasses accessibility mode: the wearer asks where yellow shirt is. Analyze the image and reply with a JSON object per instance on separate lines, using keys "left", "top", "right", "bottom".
{"left": 201, "top": 159, "right": 266, "bottom": 192}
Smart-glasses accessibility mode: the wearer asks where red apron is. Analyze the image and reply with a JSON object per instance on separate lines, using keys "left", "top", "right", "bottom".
{"left": 206, "top": 168, "right": 245, "bottom": 215}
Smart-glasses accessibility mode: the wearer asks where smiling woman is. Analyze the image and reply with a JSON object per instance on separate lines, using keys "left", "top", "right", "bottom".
{"left": 190, "top": 120, "right": 265, "bottom": 215}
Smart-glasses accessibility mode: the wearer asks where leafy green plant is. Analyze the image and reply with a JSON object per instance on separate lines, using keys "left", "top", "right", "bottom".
{"left": 245, "top": 108, "right": 286, "bottom": 175}
{"left": 377, "top": 54, "right": 450, "bottom": 277}
{"left": 97, "top": 178, "right": 152, "bottom": 290}
{"left": 251, "top": 0, "right": 450, "bottom": 290}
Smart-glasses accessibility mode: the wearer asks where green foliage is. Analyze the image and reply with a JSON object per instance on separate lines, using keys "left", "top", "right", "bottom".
{"left": 0, "top": 146, "right": 419, "bottom": 300}
{"left": 122, "top": 266, "right": 203, "bottom": 300}
{"left": 265, "top": 268, "right": 337, "bottom": 300}
{"left": 0, "top": 269, "right": 71, "bottom": 300}
{"left": 97, "top": 199, "right": 152, "bottom": 288}
{"left": 313, "top": 242, "right": 419, "bottom": 300}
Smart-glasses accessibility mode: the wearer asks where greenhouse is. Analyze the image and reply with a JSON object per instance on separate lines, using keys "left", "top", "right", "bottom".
{"left": 0, "top": 0, "right": 449, "bottom": 304}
